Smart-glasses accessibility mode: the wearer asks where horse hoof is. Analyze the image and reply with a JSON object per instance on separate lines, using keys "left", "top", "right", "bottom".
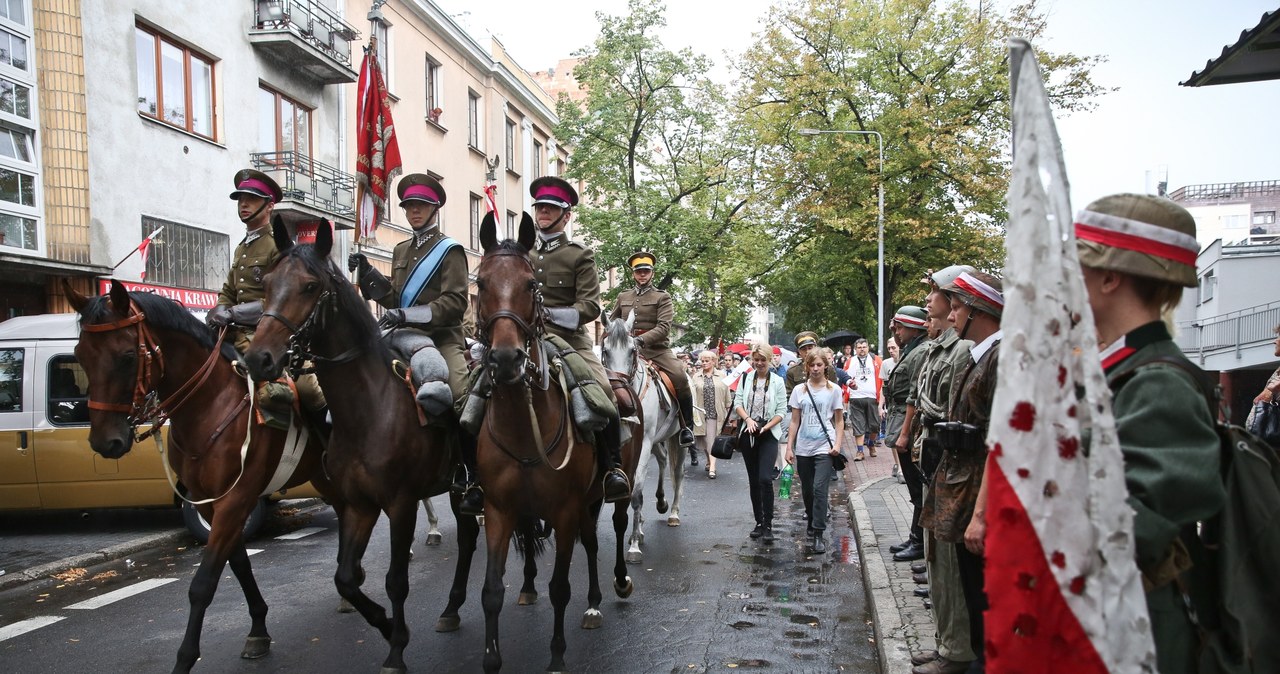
{"left": 517, "top": 592, "right": 538, "bottom": 606}
{"left": 434, "top": 615, "right": 461, "bottom": 632}
{"left": 614, "top": 576, "right": 634, "bottom": 598}
{"left": 337, "top": 598, "right": 356, "bottom": 613}
{"left": 625, "top": 550, "right": 643, "bottom": 564}
{"left": 667, "top": 515, "right": 680, "bottom": 527}
{"left": 425, "top": 533, "right": 442, "bottom": 546}
{"left": 581, "top": 608, "right": 603, "bottom": 629}
{"left": 379, "top": 667, "right": 407, "bottom": 674}
{"left": 656, "top": 500, "right": 669, "bottom": 514}
{"left": 240, "top": 636, "right": 271, "bottom": 659}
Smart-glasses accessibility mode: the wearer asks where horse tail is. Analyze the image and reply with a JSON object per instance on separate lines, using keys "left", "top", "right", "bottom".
{"left": 512, "top": 515, "right": 550, "bottom": 559}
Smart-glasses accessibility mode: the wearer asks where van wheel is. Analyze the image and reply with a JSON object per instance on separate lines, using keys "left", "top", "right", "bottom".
{"left": 181, "top": 495, "right": 268, "bottom": 545}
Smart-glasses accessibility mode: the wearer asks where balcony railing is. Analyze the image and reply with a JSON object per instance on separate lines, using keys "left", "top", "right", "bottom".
{"left": 250, "top": 150, "right": 356, "bottom": 220}
{"left": 250, "top": 0, "right": 359, "bottom": 83}
{"left": 1167, "top": 180, "right": 1280, "bottom": 203}
{"left": 1175, "top": 299, "right": 1280, "bottom": 359}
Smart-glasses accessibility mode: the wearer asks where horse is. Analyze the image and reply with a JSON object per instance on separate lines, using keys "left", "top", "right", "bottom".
{"left": 600, "top": 313, "right": 687, "bottom": 564}
{"left": 472, "top": 212, "right": 638, "bottom": 672}
{"left": 66, "top": 280, "right": 335, "bottom": 674}
{"left": 241, "top": 220, "right": 475, "bottom": 674}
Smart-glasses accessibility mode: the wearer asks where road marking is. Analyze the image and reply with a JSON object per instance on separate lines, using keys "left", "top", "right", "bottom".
{"left": 275, "top": 527, "right": 325, "bottom": 540}
{"left": 65, "top": 578, "right": 179, "bottom": 610}
{"left": 0, "top": 616, "right": 65, "bottom": 642}
{"left": 194, "top": 549, "right": 264, "bottom": 567}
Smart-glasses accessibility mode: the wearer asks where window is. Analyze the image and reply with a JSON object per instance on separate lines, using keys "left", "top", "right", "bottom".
{"left": 469, "top": 194, "right": 482, "bottom": 250}
{"left": 373, "top": 21, "right": 390, "bottom": 88}
{"left": 0, "top": 0, "right": 24, "bottom": 26}
{"left": 467, "top": 91, "right": 480, "bottom": 149}
{"left": 0, "top": 347, "right": 22, "bottom": 412}
{"left": 505, "top": 210, "right": 517, "bottom": 240}
{"left": 1253, "top": 211, "right": 1276, "bottom": 225}
{"left": 0, "top": 166, "right": 34, "bottom": 206}
{"left": 0, "top": 75, "right": 28, "bottom": 119}
{"left": 258, "top": 86, "right": 311, "bottom": 159}
{"left": 0, "top": 211, "right": 35, "bottom": 249}
{"left": 1198, "top": 270, "right": 1216, "bottom": 304}
{"left": 504, "top": 118, "right": 516, "bottom": 170}
{"left": 141, "top": 216, "right": 230, "bottom": 291}
{"left": 46, "top": 356, "right": 88, "bottom": 426}
{"left": 425, "top": 55, "right": 441, "bottom": 117}
{"left": 136, "top": 24, "right": 216, "bottom": 139}
{"left": 0, "top": 127, "right": 30, "bottom": 161}
{"left": 0, "top": 28, "right": 27, "bottom": 71}
{"left": 532, "top": 141, "right": 542, "bottom": 180}
{"left": 1222, "top": 214, "right": 1248, "bottom": 230}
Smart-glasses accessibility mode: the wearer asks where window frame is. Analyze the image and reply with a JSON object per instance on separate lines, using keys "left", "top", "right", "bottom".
{"left": 469, "top": 193, "right": 482, "bottom": 251}
{"left": 467, "top": 90, "right": 481, "bottom": 150}
{"left": 259, "top": 85, "right": 312, "bottom": 162}
{"left": 531, "top": 141, "right": 542, "bottom": 180}
{"left": 135, "top": 23, "right": 217, "bottom": 140}
{"left": 505, "top": 210, "right": 517, "bottom": 240}
{"left": 140, "top": 216, "right": 230, "bottom": 291}
{"left": 373, "top": 21, "right": 391, "bottom": 93}
{"left": 504, "top": 118, "right": 516, "bottom": 170}
{"left": 46, "top": 355, "right": 89, "bottom": 427}
{"left": 425, "top": 54, "right": 441, "bottom": 118}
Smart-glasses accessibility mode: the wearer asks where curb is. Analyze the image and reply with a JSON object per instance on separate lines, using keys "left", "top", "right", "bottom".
{"left": 850, "top": 476, "right": 913, "bottom": 674}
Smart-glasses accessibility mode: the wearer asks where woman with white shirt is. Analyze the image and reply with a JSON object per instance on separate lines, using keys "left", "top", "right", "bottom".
{"left": 733, "top": 341, "right": 787, "bottom": 542}
{"left": 691, "top": 350, "right": 731, "bottom": 478}
{"left": 785, "top": 349, "right": 846, "bottom": 553}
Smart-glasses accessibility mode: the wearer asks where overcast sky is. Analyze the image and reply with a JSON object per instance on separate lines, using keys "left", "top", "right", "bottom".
{"left": 434, "top": 0, "right": 1280, "bottom": 211}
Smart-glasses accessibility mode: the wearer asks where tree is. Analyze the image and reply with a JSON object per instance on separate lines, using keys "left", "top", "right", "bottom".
{"left": 735, "top": 0, "right": 1108, "bottom": 346}
{"left": 555, "top": 0, "right": 770, "bottom": 349}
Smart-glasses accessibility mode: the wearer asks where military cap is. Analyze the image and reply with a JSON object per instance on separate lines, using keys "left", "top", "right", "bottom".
{"left": 892, "top": 305, "right": 928, "bottom": 329}
{"left": 229, "top": 169, "right": 282, "bottom": 203}
{"left": 530, "top": 176, "right": 579, "bottom": 209}
{"left": 923, "top": 264, "right": 976, "bottom": 290}
{"left": 398, "top": 173, "right": 446, "bottom": 207}
{"left": 794, "top": 331, "right": 819, "bottom": 349}
{"left": 1075, "top": 193, "right": 1198, "bottom": 288}
{"left": 627, "top": 251, "right": 656, "bottom": 271}
{"left": 942, "top": 271, "right": 1004, "bottom": 319}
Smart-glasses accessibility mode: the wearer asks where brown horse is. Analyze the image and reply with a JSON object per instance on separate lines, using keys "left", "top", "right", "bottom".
{"left": 474, "top": 213, "right": 639, "bottom": 672}
{"left": 67, "top": 280, "right": 334, "bottom": 674}
{"left": 242, "top": 220, "right": 474, "bottom": 674}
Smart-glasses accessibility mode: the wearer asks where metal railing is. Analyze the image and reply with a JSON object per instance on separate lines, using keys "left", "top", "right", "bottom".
{"left": 252, "top": 0, "right": 359, "bottom": 67}
{"left": 250, "top": 150, "right": 356, "bottom": 218}
{"left": 1175, "top": 299, "right": 1280, "bottom": 358}
{"left": 1167, "top": 180, "right": 1280, "bottom": 203}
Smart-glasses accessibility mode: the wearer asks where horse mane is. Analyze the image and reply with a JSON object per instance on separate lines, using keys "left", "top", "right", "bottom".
{"left": 603, "top": 315, "right": 630, "bottom": 350}
{"left": 280, "top": 243, "right": 392, "bottom": 366}
{"left": 78, "top": 291, "right": 239, "bottom": 362}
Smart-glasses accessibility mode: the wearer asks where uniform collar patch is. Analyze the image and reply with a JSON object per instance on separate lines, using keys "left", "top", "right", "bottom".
{"left": 412, "top": 225, "right": 439, "bottom": 249}
{"left": 242, "top": 226, "right": 266, "bottom": 245}
{"left": 536, "top": 234, "right": 566, "bottom": 252}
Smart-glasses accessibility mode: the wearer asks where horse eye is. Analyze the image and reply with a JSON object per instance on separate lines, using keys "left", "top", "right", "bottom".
{"left": 476, "top": 279, "right": 487, "bottom": 291}
{"left": 304, "top": 281, "right": 318, "bottom": 293}
{"left": 526, "top": 279, "right": 536, "bottom": 292}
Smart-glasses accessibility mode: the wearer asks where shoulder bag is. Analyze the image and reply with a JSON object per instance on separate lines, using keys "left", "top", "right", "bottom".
{"left": 710, "top": 412, "right": 741, "bottom": 460}
{"left": 805, "top": 383, "right": 847, "bottom": 471}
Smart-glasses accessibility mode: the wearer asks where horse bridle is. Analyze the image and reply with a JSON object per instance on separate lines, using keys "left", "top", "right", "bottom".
{"left": 259, "top": 265, "right": 360, "bottom": 371}
{"left": 82, "top": 300, "right": 226, "bottom": 440}
{"left": 476, "top": 249, "right": 547, "bottom": 385}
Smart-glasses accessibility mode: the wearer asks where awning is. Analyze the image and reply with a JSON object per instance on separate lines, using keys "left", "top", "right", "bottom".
{"left": 1181, "top": 9, "right": 1280, "bottom": 86}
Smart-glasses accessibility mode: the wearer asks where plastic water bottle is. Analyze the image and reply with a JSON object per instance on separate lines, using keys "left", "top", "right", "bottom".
{"left": 778, "top": 464, "right": 794, "bottom": 499}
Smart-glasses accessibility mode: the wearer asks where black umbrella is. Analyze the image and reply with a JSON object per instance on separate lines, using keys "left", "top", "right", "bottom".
{"left": 822, "top": 330, "right": 862, "bottom": 349}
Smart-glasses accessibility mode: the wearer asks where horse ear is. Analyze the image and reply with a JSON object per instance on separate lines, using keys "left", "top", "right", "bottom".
{"left": 64, "top": 279, "right": 88, "bottom": 312}
{"left": 625, "top": 309, "right": 635, "bottom": 333}
{"left": 480, "top": 211, "right": 498, "bottom": 252}
{"left": 108, "top": 279, "right": 130, "bottom": 313}
{"left": 518, "top": 212, "right": 535, "bottom": 251}
{"left": 271, "top": 214, "right": 293, "bottom": 254}
{"left": 315, "top": 219, "right": 333, "bottom": 257}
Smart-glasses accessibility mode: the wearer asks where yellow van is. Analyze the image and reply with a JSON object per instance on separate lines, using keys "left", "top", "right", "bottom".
{"left": 0, "top": 313, "right": 319, "bottom": 541}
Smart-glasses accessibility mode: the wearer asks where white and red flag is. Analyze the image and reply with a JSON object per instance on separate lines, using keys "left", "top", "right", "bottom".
{"left": 354, "top": 39, "right": 402, "bottom": 244}
{"left": 483, "top": 183, "right": 498, "bottom": 215}
{"left": 112, "top": 226, "right": 164, "bottom": 281}
{"left": 984, "top": 39, "right": 1155, "bottom": 673}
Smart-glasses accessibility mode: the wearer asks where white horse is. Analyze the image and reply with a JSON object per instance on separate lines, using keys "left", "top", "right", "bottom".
{"left": 601, "top": 313, "right": 686, "bottom": 564}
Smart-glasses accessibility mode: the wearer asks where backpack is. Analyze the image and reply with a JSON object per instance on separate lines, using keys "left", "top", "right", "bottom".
{"left": 1116, "top": 355, "right": 1280, "bottom": 674}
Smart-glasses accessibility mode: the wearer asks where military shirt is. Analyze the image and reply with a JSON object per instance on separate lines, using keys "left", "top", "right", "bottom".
{"left": 907, "top": 327, "right": 973, "bottom": 426}
{"left": 884, "top": 334, "right": 927, "bottom": 407}
{"left": 609, "top": 285, "right": 673, "bottom": 351}
{"left": 785, "top": 362, "right": 837, "bottom": 399}
{"left": 530, "top": 233, "right": 602, "bottom": 352}
{"left": 379, "top": 227, "right": 468, "bottom": 346}
{"left": 218, "top": 228, "right": 280, "bottom": 307}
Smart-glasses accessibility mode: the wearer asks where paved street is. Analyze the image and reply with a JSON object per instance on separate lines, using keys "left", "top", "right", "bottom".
{"left": 0, "top": 453, "right": 885, "bottom": 673}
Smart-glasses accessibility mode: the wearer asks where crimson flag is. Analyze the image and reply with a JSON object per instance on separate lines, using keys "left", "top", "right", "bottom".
{"left": 355, "top": 43, "right": 402, "bottom": 243}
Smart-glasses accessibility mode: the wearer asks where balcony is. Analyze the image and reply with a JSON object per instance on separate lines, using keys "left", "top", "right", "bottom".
{"left": 251, "top": 151, "right": 356, "bottom": 231}
{"left": 1176, "top": 299, "right": 1280, "bottom": 371}
{"left": 248, "top": 0, "right": 359, "bottom": 84}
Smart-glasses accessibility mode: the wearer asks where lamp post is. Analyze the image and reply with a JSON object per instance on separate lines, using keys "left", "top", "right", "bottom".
{"left": 797, "top": 128, "right": 885, "bottom": 354}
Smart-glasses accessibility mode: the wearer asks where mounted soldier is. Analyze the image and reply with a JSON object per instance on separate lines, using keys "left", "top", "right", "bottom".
{"left": 346, "top": 173, "right": 482, "bottom": 514}
{"left": 528, "top": 176, "right": 631, "bottom": 502}
{"left": 609, "top": 251, "right": 696, "bottom": 456}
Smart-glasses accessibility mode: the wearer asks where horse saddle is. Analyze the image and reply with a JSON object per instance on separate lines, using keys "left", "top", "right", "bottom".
{"left": 644, "top": 359, "right": 677, "bottom": 411}
{"left": 609, "top": 372, "right": 637, "bottom": 418}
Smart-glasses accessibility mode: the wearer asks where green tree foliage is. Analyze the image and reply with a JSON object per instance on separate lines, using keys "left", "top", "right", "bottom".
{"left": 736, "top": 0, "right": 1107, "bottom": 347}
{"left": 556, "top": 0, "right": 770, "bottom": 349}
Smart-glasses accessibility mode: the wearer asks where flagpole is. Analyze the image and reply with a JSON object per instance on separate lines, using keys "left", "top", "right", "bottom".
{"left": 111, "top": 226, "right": 164, "bottom": 272}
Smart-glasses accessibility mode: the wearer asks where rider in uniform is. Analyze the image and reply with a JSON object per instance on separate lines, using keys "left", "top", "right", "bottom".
{"left": 346, "top": 174, "right": 482, "bottom": 514}
{"left": 528, "top": 176, "right": 631, "bottom": 502}
{"left": 609, "top": 252, "right": 696, "bottom": 454}
{"left": 208, "top": 169, "right": 325, "bottom": 413}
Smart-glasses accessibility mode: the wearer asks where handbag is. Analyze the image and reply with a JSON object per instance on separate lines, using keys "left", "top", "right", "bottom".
{"left": 711, "top": 415, "right": 740, "bottom": 460}
{"left": 805, "top": 383, "right": 847, "bottom": 470}
{"left": 1250, "top": 400, "right": 1280, "bottom": 447}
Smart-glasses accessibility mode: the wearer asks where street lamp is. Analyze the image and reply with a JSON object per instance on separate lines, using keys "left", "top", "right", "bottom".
{"left": 797, "top": 127, "right": 885, "bottom": 355}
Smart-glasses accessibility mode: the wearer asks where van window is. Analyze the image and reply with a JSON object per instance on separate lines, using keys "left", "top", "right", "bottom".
{"left": 47, "top": 355, "right": 88, "bottom": 425}
{"left": 0, "top": 347, "right": 21, "bottom": 411}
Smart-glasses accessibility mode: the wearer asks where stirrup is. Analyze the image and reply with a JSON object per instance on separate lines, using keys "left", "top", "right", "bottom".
{"left": 602, "top": 469, "right": 631, "bottom": 503}
{"left": 459, "top": 484, "right": 485, "bottom": 516}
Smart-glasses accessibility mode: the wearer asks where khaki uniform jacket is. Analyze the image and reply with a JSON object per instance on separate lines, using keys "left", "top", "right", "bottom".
{"left": 379, "top": 229, "right": 469, "bottom": 347}
{"left": 691, "top": 370, "right": 731, "bottom": 436}
{"left": 217, "top": 230, "right": 280, "bottom": 353}
{"left": 531, "top": 234, "right": 602, "bottom": 352}
{"left": 884, "top": 334, "right": 928, "bottom": 408}
{"left": 1105, "top": 323, "right": 1224, "bottom": 674}
{"left": 785, "top": 363, "right": 837, "bottom": 400}
{"left": 907, "top": 328, "right": 974, "bottom": 431}
{"left": 610, "top": 285, "right": 689, "bottom": 396}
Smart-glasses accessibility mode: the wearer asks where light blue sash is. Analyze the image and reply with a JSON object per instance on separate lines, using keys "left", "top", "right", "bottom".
{"left": 399, "top": 237, "right": 461, "bottom": 309}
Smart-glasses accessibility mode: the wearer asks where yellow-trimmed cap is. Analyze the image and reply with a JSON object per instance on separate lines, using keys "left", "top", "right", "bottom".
{"left": 794, "top": 331, "right": 819, "bottom": 349}
{"left": 627, "top": 251, "right": 656, "bottom": 270}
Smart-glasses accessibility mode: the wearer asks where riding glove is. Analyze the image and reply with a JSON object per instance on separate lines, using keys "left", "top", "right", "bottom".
{"left": 347, "top": 252, "right": 371, "bottom": 274}
{"left": 206, "top": 304, "right": 232, "bottom": 328}
{"left": 378, "top": 309, "right": 406, "bottom": 330}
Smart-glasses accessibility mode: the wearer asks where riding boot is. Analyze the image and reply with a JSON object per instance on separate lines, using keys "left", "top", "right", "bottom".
{"left": 456, "top": 429, "right": 485, "bottom": 516}
{"left": 677, "top": 389, "right": 696, "bottom": 448}
{"left": 601, "top": 414, "right": 631, "bottom": 503}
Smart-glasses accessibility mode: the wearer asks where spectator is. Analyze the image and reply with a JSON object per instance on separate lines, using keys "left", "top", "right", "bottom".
{"left": 784, "top": 349, "right": 845, "bottom": 554}
{"left": 834, "top": 343, "right": 854, "bottom": 370}
{"left": 1246, "top": 325, "right": 1280, "bottom": 430}
{"left": 845, "top": 338, "right": 881, "bottom": 460}
{"left": 770, "top": 346, "right": 787, "bottom": 377}
{"left": 692, "top": 350, "right": 731, "bottom": 478}
{"left": 733, "top": 341, "right": 787, "bottom": 543}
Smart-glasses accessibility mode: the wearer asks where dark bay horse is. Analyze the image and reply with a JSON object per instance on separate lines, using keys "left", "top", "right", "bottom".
{"left": 242, "top": 220, "right": 475, "bottom": 674}
{"left": 67, "top": 280, "right": 334, "bottom": 674}
{"left": 474, "top": 213, "right": 638, "bottom": 672}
